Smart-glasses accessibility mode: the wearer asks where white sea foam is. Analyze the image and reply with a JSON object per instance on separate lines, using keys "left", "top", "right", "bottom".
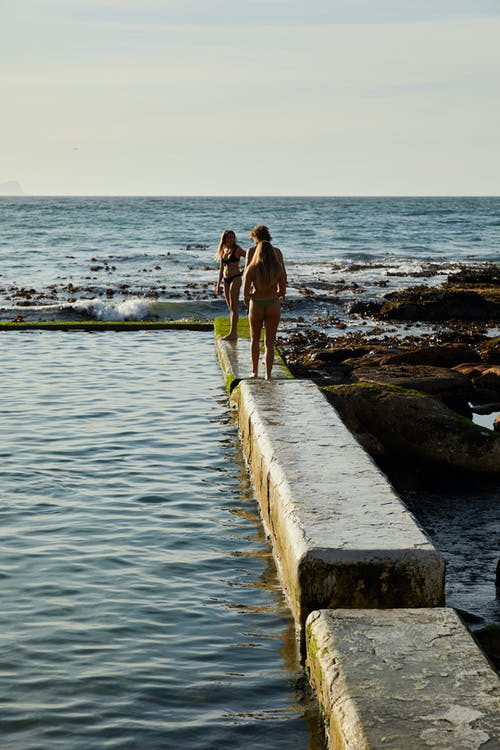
{"left": 72, "top": 297, "right": 153, "bottom": 321}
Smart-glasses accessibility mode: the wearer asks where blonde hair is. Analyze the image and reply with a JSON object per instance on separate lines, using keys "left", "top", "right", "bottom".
{"left": 248, "top": 241, "right": 282, "bottom": 288}
{"left": 215, "top": 229, "right": 237, "bottom": 259}
{"left": 249, "top": 225, "right": 272, "bottom": 242}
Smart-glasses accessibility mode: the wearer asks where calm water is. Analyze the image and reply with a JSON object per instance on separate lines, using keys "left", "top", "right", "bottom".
{"left": 0, "top": 331, "right": 323, "bottom": 749}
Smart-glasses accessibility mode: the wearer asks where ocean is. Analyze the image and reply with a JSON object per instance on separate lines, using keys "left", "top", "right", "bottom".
{"left": 0, "top": 197, "right": 499, "bottom": 745}
{"left": 1, "top": 196, "right": 499, "bottom": 325}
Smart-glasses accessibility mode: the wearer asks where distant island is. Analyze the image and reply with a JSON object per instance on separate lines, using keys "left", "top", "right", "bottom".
{"left": 0, "top": 181, "right": 24, "bottom": 195}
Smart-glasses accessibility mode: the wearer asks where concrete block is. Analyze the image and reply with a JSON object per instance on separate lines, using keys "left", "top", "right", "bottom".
{"left": 306, "top": 608, "right": 500, "bottom": 749}
{"left": 237, "top": 379, "right": 445, "bottom": 629}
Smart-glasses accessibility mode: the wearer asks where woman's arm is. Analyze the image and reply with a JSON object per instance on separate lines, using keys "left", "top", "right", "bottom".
{"left": 277, "top": 270, "right": 286, "bottom": 301}
{"left": 244, "top": 246, "right": 255, "bottom": 269}
{"left": 243, "top": 267, "right": 253, "bottom": 306}
{"left": 274, "top": 247, "right": 287, "bottom": 283}
{"left": 215, "top": 259, "right": 224, "bottom": 295}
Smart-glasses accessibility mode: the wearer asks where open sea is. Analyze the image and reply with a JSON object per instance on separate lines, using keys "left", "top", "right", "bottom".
{"left": 0, "top": 197, "right": 499, "bottom": 746}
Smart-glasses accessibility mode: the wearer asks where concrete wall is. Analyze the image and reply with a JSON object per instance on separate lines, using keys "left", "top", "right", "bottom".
{"left": 215, "top": 334, "right": 499, "bottom": 749}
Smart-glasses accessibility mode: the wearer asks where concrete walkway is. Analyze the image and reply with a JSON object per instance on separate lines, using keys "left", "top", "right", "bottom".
{"left": 215, "top": 332, "right": 500, "bottom": 749}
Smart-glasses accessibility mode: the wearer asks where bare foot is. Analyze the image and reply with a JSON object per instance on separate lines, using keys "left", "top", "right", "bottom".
{"left": 250, "top": 372, "right": 258, "bottom": 379}
{"left": 222, "top": 334, "right": 237, "bottom": 341}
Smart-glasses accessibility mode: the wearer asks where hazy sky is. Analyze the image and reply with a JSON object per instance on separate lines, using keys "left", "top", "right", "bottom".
{"left": 1, "top": 0, "right": 499, "bottom": 195}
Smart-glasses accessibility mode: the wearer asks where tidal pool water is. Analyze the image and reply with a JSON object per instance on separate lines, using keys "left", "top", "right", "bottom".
{"left": 0, "top": 331, "right": 323, "bottom": 749}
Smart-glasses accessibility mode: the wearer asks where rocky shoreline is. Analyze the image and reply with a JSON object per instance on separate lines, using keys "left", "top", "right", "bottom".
{"left": 277, "top": 264, "right": 500, "bottom": 669}
{"left": 278, "top": 263, "right": 500, "bottom": 488}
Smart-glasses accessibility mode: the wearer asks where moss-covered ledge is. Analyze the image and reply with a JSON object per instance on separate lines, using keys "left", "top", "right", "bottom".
{"left": 0, "top": 320, "right": 213, "bottom": 332}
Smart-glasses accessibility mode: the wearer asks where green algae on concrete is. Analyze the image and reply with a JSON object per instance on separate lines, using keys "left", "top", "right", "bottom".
{"left": 0, "top": 320, "right": 213, "bottom": 332}
{"left": 214, "top": 316, "right": 250, "bottom": 339}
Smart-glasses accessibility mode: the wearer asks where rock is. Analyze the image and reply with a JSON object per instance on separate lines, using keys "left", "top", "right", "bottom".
{"left": 323, "top": 382, "right": 500, "bottom": 480}
{"left": 473, "top": 625, "right": 500, "bottom": 670}
{"left": 480, "top": 337, "right": 500, "bottom": 364}
{"left": 378, "top": 287, "right": 500, "bottom": 321}
{"left": 476, "top": 366, "right": 500, "bottom": 393}
{"left": 471, "top": 402, "right": 500, "bottom": 415}
{"left": 453, "top": 363, "right": 500, "bottom": 402}
{"left": 351, "top": 364, "right": 472, "bottom": 416}
{"left": 376, "top": 343, "right": 480, "bottom": 368}
{"left": 448, "top": 264, "right": 500, "bottom": 286}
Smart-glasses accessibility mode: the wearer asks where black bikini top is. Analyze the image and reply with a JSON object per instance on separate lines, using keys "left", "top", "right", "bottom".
{"left": 222, "top": 250, "right": 240, "bottom": 265}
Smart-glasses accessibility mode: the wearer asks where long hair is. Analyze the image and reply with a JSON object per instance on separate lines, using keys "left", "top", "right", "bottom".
{"left": 248, "top": 241, "right": 282, "bottom": 288}
{"left": 215, "top": 229, "right": 237, "bottom": 259}
{"left": 249, "top": 225, "right": 272, "bottom": 242}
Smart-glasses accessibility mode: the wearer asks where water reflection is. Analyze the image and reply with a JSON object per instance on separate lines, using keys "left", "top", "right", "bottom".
{"left": 221, "top": 415, "right": 325, "bottom": 748}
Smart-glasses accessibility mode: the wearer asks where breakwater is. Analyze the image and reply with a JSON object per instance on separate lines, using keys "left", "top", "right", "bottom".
{"left": 215, "top": 320, "right": 500, "bottom": 749}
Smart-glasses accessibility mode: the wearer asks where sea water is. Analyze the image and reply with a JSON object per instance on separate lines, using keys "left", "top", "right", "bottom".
{"left": 1, "top": 196, "right": 499, "bottom": 323}
{"left": 0, "top": 331, "right": 324, "bottom": 749}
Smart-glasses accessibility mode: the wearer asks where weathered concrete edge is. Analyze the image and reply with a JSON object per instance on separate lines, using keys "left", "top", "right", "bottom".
{"left": 234, "top": 379, "right": 445, "bottom": 633}
{"left": 306, "top": 608, "right": 500, "bottom": 749}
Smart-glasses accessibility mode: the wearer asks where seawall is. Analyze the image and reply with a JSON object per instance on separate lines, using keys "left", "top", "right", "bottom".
{"left": 215, "top": 322, "right": 500, "bottom": 749}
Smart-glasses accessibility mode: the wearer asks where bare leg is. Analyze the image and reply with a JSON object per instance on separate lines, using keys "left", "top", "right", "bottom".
{"left": 248, "top": 301, "right": 264, "bottom": 378}
{"left": 222, "top": 278, "right": 242, "bottom": 340}
{"left": 263, "top": 301, "right": 281, "bottom": 379}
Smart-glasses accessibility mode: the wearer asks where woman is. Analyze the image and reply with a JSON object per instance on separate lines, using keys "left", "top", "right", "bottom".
{"left": 215, "top": 230, "right": 246, "bottom": 340}
{"left": 245, "top": 225, "right": 286, "bottom": 282}
{"left": 243, "top": 240, "right": 286, "bottom": 380}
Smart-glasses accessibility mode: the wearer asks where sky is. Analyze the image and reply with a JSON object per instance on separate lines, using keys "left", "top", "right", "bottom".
{"left": 1, "top": 0, "right": 499, "bottom": 196}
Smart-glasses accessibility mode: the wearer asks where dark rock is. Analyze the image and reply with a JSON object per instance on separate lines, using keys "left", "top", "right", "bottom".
{"left": 351, "top": 364, "right": 472, "bottom": 417}
{"left": 323, "top": 381, "right": 500, "bottom": 479}
{"left": 471, "top": 402, "right": 500, "bottom": 415}
{"left": 448, "top": 264, "right": 500, "bottom": 286}
{"left": 376, "top": 343, "right": 480, "bottom": 368}
{"left": 348, "top": 300, "right": 382, "bottom": 316}
{"left": 480, "top": 337, "right": 500, "bottom": 364}
{"left": 473, "top": 625, "right": 500, "bottom": 670}
{"left": 454, "top": 364, "right": 500, "bottom": 401}
{"left": 379, "top": 287, "right": 500, "bottom": 322}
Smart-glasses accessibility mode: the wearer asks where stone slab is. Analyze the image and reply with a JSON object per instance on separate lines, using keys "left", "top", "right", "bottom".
{"left": 306, "top": 608, "right": 500, "bottom": 750}
{"left": 235, "top": 379, "right": 445, "bottom": 630}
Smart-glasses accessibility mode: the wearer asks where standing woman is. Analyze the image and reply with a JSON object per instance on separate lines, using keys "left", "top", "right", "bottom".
{"left": 246, "top": 225, "right": 286, "bottom": 282}
{"left": 243, "top": 241, "right": 286, "bottom": 380}
{"left": 215, "top": 230, "right": 246, "bottom": 340}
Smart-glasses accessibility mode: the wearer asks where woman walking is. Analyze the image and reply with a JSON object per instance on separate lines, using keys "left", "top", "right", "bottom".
{"left": 215, "top": 230, "right": 246, "bottom": 340}
{"left": 243, "top": 241, "right": 286, "bottom": 380}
